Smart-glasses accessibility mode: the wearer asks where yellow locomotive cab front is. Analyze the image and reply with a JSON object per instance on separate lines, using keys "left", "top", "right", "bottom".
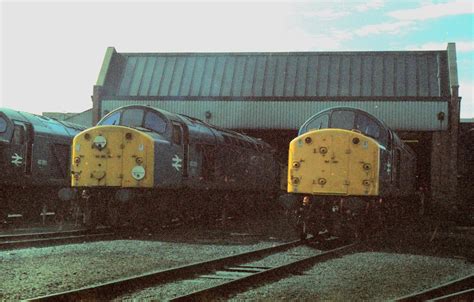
{"left": 288, "top": 129, "right": 380, "bottom": 196}
{"left": 71, "top": 126, "right": 155, "bottom": 188}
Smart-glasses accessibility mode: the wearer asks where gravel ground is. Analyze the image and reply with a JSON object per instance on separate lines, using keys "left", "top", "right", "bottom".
{"left": 0, "top": 240, "right": 281, "bottom": 300}
{"left": 229, "top": 252, "right": 473, "bottom": 301}
{"left": 0, "top": 209, "right": 473, "bottom": 301}
{"left": 116, "top": 245, "right": 322, "bottom": 301}
{"left": 0, "top": 210, "right": 295, "bottom": 301}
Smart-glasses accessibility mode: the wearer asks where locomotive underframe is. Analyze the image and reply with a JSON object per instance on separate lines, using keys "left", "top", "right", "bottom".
{"left": 0, "top": 185, "right": 64, "bottom": 225}
{"left": 66, "top": 187, "right": 274, "bottom": 229}
{"left": 291, "top": 193, "right": 422, "bottom": 240}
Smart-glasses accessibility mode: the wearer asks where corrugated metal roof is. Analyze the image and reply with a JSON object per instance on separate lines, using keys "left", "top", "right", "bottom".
{"left": 103, "top": 51, "right": 449, "bottom": 98}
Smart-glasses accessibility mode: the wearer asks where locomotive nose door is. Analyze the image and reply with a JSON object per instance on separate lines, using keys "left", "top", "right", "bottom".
{"left": 311, "top": 131, "right": 350, "bottom": 195}
{"left": 92, "top": 130, "right": 124, "bottom": 187}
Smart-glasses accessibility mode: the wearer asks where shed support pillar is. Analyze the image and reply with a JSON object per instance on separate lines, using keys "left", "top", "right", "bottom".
{"left": 430, "top": 43, "right": 461, "bottom": 216}
{"left": 92, "top": 85, "right": 103, "bottom": 125}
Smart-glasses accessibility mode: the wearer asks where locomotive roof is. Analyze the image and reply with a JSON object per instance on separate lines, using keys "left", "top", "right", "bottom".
{"left": 102, "top": 105, "right": 272, "bottom": 150}
{"left": 0, "top": 107, "right": 87, "bottom": 137}
{"left": 300, "top": 106, "right": 415, "bottom": 155}
{"left": 302, "top": 106, "right": 392, "bottom": 132}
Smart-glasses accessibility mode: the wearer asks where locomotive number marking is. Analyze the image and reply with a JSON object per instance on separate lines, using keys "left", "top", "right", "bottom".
{"left": 11, "top": 153, "right": 23, "bottom": 167}
{"left": 386, "top": 163, "right": 392, "bottom": 174}
{"left": 172, "top": 154, "right": 182, "bottom": 171}
{"left": 37, "top": 159, "right": 48, "bottom": 167}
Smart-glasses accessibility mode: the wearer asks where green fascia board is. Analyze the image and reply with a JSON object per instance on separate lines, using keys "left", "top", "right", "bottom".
{"left": 96, "top": 47, "right": 116, "bottom": 86}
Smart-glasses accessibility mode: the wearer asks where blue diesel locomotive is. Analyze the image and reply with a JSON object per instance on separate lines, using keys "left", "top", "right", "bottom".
{"left": 0, "top": 108, "right": 85, "bottom": 224}
{"left": 287, "top": 107, "right": 418, "bottom": 239}
{"left": 61, "top": 105, "right": 280, "bottom": 227}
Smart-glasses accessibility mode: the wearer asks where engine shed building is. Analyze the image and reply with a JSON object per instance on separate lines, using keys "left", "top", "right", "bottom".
{"left": 92, "top": 44, "right": 461, "bottom": 208}
{"left": 459, "top": 119, "right": 474, "bottom": 214}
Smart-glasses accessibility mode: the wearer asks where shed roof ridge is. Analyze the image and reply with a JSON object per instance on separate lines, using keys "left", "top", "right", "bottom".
{"left": 120, "top": 50, "right": 446, "bottom": 57}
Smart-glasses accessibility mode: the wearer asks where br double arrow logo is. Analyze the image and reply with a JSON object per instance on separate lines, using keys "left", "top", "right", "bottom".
{"left": 172, "top": 154, "right": 182, "bottom": 171}
{"left": 11, "top": 153, "right": 23, "bottom": 167}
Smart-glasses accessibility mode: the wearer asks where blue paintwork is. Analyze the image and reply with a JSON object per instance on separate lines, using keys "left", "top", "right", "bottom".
{"left": 0, "top": 107, "right": 86, "bottom": 187}
{"left": 98, "top": 105, "right": 280, "bottom": 193}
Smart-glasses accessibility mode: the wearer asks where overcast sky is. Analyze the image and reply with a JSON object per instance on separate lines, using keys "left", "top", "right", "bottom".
{"left": 1, "top": 0, "right": 473, "bottom": 117}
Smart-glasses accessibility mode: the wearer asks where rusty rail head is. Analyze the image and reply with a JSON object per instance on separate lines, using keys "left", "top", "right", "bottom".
{"left": 395, "top": 274, "right": 474, "bottom": 302}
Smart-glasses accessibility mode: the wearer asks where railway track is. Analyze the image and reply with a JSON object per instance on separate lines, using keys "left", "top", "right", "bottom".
{"left": 27, "top": 238, "right": 358, "bottom": 301}
{"left": 0, "top": 213, "right": 237, "bottom": 251}
{"left": 395, "top": 274, "right": 474, "bottom": 301}
{"left": 0, "top": 228, "right": 115, "bottom": 250}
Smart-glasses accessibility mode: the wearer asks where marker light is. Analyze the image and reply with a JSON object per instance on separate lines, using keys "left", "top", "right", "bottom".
{"left": 131, "top": 166, "right": 146, "bottom": 180}
{"left": 93, "top": 135, "right": 107, "bottom": 150}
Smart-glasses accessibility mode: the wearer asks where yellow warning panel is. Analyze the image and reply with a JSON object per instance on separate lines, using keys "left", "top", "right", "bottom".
{"left": 121, "top": 128, "right": 154, "bottom": 188}
{"left": 71, "top": 126, "right": 154, "bottom": 188}
{"left": 288, "top": 129, "right": 379, "bottom": 196}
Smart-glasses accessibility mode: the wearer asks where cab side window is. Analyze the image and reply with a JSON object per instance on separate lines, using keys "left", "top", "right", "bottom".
{"left": 172, "top": 124, "right": 182, "bottom": 145}
{"left": 12, "top": 124, "right": 25, "bottom": 145}
{"left": 144, "top": 112, "right": 167, "bottom": 133}
{"left": 0, "top": 117, "right": 7, "bottom": 133}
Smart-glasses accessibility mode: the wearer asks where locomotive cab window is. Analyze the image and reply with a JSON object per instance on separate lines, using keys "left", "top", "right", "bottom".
{"left": 0, "top": 116, "right": 7, "bottom": 133}
{"left": 354, "top": 113, "right": 388, "bottom": 146}
{"left": 306, "top": 114, "right": 329, "bottom": 131}
{"left": 330, "top": 110, "right": 355, "bottom": 130}
{"left": 144, "top": 111, "right": 167, "bottom": 133}
{"left": 121, "top": 108, "right": 145, "bottom": 128}
{"left": 100, "top": 111, "right": 121, "bottom": 125}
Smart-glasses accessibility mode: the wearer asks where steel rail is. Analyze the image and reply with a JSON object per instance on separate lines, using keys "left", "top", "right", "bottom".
{"left": 430, "top": 288, "right": 474, "bottom": 301}
{"left": 26, "top": 239, "right": 305, "bottom": 301}
{"left": 395, "top": 274, "right": 474, "bottom": 301}
{"left": 0, "top": 228, "right": 95, "bottom": 241}
{"left": 0, "top": 230, "right": 115, "bottom": 250}
{"left": 170, "top": 242, "right": 358, "bottom": 301}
